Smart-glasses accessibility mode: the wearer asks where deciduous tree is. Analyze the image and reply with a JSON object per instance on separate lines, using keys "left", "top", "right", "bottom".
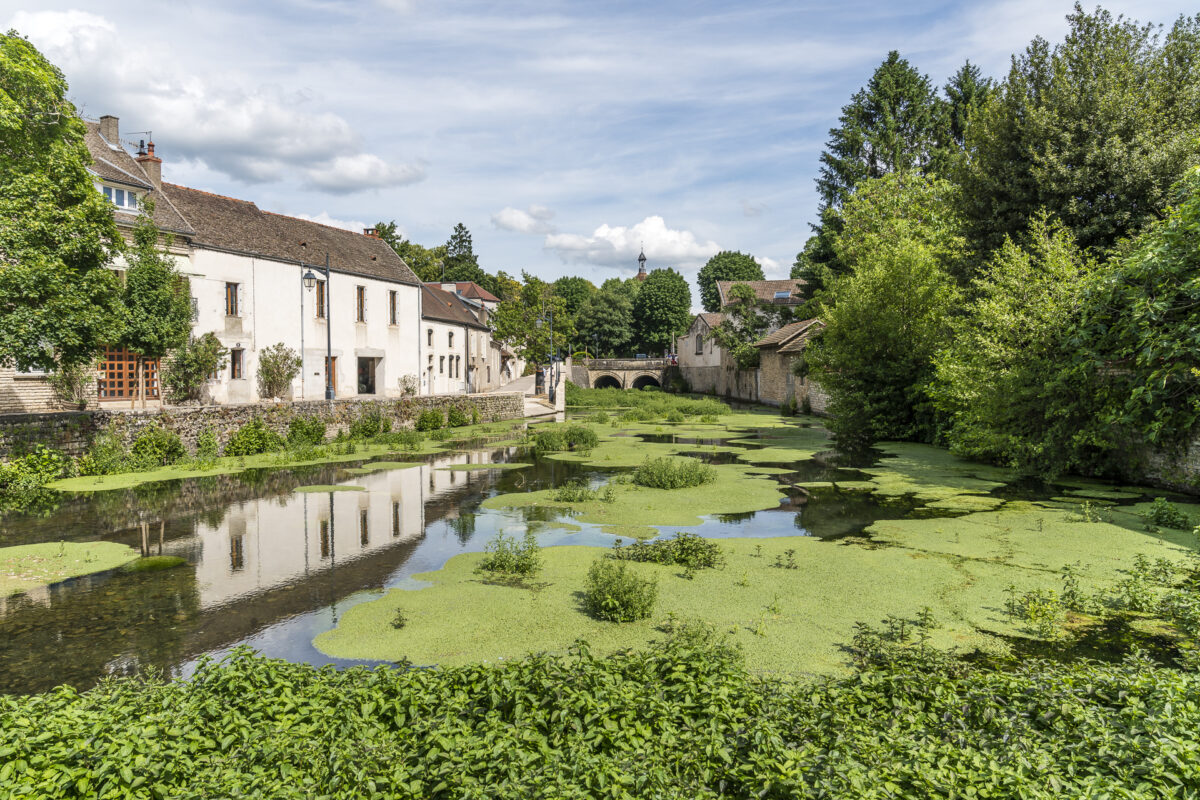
{"left": 697, "top": 251, "right": 764, "bottom": 312}
{"left": 632, "top": 269, "right": 692, "bottom": 354}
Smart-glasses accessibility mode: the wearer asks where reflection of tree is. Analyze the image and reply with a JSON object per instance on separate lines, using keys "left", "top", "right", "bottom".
{"left": 449, "top": 512, "right": 476, "bottom": 544}
{"left": 0, "top": 564, "right": 200, "bottom": 694}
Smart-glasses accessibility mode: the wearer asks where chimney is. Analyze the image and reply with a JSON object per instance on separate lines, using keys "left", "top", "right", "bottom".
{"left": 99, "top": 115, "right": 119, "bottom": 143}
{"left": 477, "top": 303, "right": 489, "bottom": 327}
{"left": 363, "top": 227, "right": 378, "bottom": 239}
{"left": 135, "top": 140, "right": 162, "bottom": 190}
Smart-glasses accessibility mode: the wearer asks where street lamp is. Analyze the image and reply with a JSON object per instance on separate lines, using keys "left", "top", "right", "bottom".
{"left": 537, "top": 305, "right": 555, "bottom": 405}
{"left": 303, "top": 253, "right": 335, "bottom": 401}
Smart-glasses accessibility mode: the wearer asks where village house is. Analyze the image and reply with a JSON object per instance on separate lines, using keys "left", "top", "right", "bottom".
{"left": 674, "top": 278, "right": 809, "bottom": 404}
{"left": 0, "top": 115, "right": 426, "bottom": 411}
{"left": 420, "top": 283, "right": 503, "bottom": 395}
{"left": 753, "top": 318, "right": 827, "bottom": 412}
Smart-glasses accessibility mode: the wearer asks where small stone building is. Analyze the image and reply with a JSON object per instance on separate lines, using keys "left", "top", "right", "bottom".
{"left": 754, "top": 319, "right": 827, "bottom": 412}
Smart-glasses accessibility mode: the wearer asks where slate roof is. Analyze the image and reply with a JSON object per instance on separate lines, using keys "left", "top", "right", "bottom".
{"left": 755, "top": 319, "right": 823, "bottom": 352}
{"left": 83, "top": 121, "right": 195, "bottom": 236}
{"left": 421, "top": 284, "right": 489, "bottom": 330}
{"left": 159, "top": 184, "right": 420, "bottom": 285}
{"left": 716, "top": 279, "right": 808, "bottom": 308}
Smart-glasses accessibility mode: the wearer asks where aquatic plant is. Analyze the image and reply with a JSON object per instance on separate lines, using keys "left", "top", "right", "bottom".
{"left": 583, "top": 559, "right": 657, "bottom": 622}
{"left": 610, "top": 532, "right": 724, "bottom": 571}
{"left": 476, "top": 531, "right": 542, "bottom": 578}
{"left": 553, "top": 480, "right": 597, "bottom": 503}
{"left": 1146, "top": 497, "right": 1192, "bottom": 530}
{"left": 631, "top": 456, "right": 715, "bottom": 489}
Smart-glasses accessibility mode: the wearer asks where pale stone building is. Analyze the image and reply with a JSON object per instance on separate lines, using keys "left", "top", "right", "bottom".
{"left": 754, "top": 319, "right": 827, "bottom": 412}
{"left": 420, "top": 284, "right": 503, "bottom": 395}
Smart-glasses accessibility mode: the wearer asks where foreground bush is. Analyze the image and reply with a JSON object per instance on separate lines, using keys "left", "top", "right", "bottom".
{"left": 129, "top": 424, "right": 185, "bottom": 467}
{"left": 610, "top": 532, "right": 724, "bottom": 570}
{"left": 475, "top": 531, "right": 542, "bottom": 577}
{"left": 414, "top": 409, "right": 444, "bottom": 432}
{"left": 3, "top": 628, "right": 1200, "bottom": 798}
{"left": 583, "top": 559, "right": 658, "bottom": 621}
{"left": 632, "top": 456, "right": 715, "bottom": 489}
{"left": 287, "top": 415, "right": 326, "bottom": 448}
{"left": 223, "top": 418, "right": 284, "bottom": 457}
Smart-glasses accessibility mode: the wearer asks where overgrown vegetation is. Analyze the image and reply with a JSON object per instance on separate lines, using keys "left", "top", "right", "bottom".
{"left": 222, "top": 418, "right": 284, "bottom": 457}
{"left": 610, "top": 532, "right": 725, "bottom": 571}
{"left": 583, "top": 559, "right": 658, "bottom": 622}
{"left": 256, "top": 342, "right": 302, "bottom": 399}
{"left": 531, "top": 424, "right": 598, "bottom": 456}
{"left": 162, "top": 333, "right": 227, "bottom": 403}
{"left": 414, "top": 409, "right": 444, "bottom": 432}
{"left": 475, "top": 531, "right": 542, "bottom": 578}
{"left": 566, "top": 383, "right": 729, "bottom": 418}
{"left": 632, "top": 456, "right": 715, "bottom": 489}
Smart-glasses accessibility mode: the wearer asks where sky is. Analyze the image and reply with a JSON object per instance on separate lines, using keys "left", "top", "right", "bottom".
{"left": 5, "top": 0, "right": 1196, "bottom": 301}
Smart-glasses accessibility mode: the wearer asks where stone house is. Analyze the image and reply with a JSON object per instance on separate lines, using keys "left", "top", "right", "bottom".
{"left": 420, "top": 284, "right": 503, "bottom": 395}
{"left": 0, "top": 114, "right": 424, "bottom": 411}
{"left": 714, "top": 278, "right": 808, "bottom": 311}
{"left": 754, "top": 319, "right": 827, "bottom": 412}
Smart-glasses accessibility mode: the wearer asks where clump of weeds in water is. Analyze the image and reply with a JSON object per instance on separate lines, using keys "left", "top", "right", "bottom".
{"left": 390, "top": 610, "right": 408, "bottom": 630}
{"left": 1068, "top": 501, "right": 1110, "bottom": 524}
{"left": 554, "top": 480, "right": 598, "bottom": 503}
{"left": 765, "top": 595, "right": 783, "bottom": 616}
{"left": 1145, "top": 497, "right": 1192, "bottom": 530}
{"left": 1003, "top": 584, "right": 1065, "bottom": 639}
{"left": 600, "top": 483, "right": 617, "bottom": 504}
{"left": 735, "top": 571, "right": 750, "bottom": 588}
{"left": 916, "top": 606, "right": 938, "bottom": 629}
{"left": 753, "top": 544, "right": 763, "bottom": 559}
{"left": 610, "top": 532, "right": 724, "bottom": 571}
{"left": 476, "top": 531, "right": 543, "bottom": 582}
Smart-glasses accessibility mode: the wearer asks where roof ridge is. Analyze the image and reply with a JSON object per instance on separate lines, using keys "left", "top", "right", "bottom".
{"left": 262, "top": 209, "right": 375, "bottom": 237}
{"left": 163, "top": 182, "right": 261, "bottom": 207}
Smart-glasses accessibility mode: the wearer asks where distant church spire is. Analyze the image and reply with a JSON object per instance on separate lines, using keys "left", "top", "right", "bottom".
{"left": 636, "top": 248, "right": 648, "bottom": 282}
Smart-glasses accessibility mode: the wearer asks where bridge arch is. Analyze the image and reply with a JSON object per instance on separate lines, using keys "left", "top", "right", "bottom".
{"left": 631, "top": 373, "right": 661, "bottom": 390}
{"left": 593, "top": 373, "right": 623, "bottom": 389}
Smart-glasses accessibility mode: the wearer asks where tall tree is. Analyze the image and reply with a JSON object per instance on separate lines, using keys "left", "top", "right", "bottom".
{"left": 807, "top": 237, "right": 958, "bottom": 451}
{"left": 697, "top": 251, "right": 764, "bottom": 312}
{"left": 816, "top": 51, "right": 943, "bottom": 214}
{"left": 119, "top": 202, "right": 193, "bottom": 407}
{"left": 632, "top": 269, "right": 692, "bottom": 354}
{"left": 442, "top": 223, "right": 485, "bottom": 283}
{"left": 941, "top": 61, "right": 992, "bottom": 151}
{"left": 490, "top": 272, "right": 574, "bottom": 364}
{"left": 374, "top": 220, "right": 445, "bottom": 283}
{"left": 552, "top": 276, "right": 596, "bottom": 316}
{"left": 959, "top": 7, "right": 1200, "bottom": 260}
{"left": 575, "top": 287, "right": 633, "bottom": 357}
{"left": 0, "top": 32, "right": 125, "bottom": 372}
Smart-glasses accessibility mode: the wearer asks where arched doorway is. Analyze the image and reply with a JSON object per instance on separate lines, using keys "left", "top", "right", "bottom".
{"left": 593, "top": 374, "right": 622, "bottom": 389}
{"left": 631, "top": 374, "right": 661, "bottom": 390}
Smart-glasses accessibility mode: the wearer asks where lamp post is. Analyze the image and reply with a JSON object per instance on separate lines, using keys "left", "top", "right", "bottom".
{"left": 303, "top": 254, "right": 335, "bottom": 401}
{"left": 537, "top": 304, "right": 555, "bottom": 405}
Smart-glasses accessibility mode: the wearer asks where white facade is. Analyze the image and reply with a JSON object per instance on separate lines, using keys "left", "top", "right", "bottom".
{"left": 421, "top": 319, "right": 469, "bottom": 396}
{"left": 188, "top": 250, "right": 421, "bottom": 403}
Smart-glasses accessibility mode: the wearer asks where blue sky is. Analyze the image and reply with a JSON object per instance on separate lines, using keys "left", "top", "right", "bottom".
{"left": 6, "top": 1, "right": 1196, "bottom": 301}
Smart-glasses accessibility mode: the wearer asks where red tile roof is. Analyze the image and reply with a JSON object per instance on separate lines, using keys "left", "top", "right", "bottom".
{"left": 716, "top": 279, "right": 808, "bottom": 308}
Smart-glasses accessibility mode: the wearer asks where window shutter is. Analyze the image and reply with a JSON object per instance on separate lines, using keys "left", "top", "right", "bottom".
{"left": 238, "top": 283, "right": 246, "bottom": 318}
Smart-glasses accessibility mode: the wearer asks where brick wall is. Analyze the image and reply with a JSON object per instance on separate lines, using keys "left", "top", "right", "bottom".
{"left": 0, "top": 392, "right": 524, "bottom": 459}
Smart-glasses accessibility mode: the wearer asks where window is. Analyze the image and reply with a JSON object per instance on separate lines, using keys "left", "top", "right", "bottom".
{"left": 439, "top": 356, "right": 445, "bottom": 374}
{"left": 448, "top": 331, "right": 454, "bottom": 348}
{"left": 230, "top": 348, "right": 243, "bottom": 379}
{"left": 389, "top": 290, "right": 398, "bottom": 325}
{"left": 98, "top": 347, "right": 160, "bottom": 401}
{"left": 360, "top": 509, "right": 369, "bottom": 546}
{"left": 773, "top": 290, "right": 791, "bottom": 300}
{"left": 315, "top": 280, "right": 327, "bottom": 319}
{"left": 427, "top": 329, "right": 433, "bottom": 347}
{"left": 356, "top": 285, "right": 366, "bottom": 322}
{"left": 101, "top": 185, "right": 138, "bottom": 210}
{"left": 695, "top": 334, "right": 704, "bottom": 355}
{"left": 392, "top": 501, "right": 401, "bottom": 538}
{"left": 230, "top": 535, "right": 245, "bottom": 571}
{"left": 225, "top": 282, "right": 239, "bottom": 316}
{"left": 487, "top": 366, "right": 491, "bottom": 384}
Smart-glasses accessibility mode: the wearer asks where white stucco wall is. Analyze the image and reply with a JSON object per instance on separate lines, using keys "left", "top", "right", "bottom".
{"left": 421, "top": 319, "right": 468, "bottom": 396}
{"left": 187, "top": 248, "right": 421, "bottom": 403}
{"left": 676, "top": 317, "right": 722, "bottom": 370}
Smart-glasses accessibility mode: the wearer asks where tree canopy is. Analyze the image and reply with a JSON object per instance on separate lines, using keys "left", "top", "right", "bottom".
{"left": 632, "top": 269, "right": 692, "bottom": 354}
{"left": 0, "top": 31, "right": 125, "bottom": 371}
{"left": 575, "top": 286, "right": 633, "bottom": 358}
{"left": 697, "top": 251, "right": 764, "bottom": 312}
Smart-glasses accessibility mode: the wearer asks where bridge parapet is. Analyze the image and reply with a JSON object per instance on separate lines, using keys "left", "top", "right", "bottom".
{"left": 581, "top": 358, "right": 671, "bottom": 370}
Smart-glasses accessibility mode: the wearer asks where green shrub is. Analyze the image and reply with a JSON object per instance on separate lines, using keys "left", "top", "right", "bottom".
{"left": 130, "top": 424, "right": 185, "bottom": 467}
{"left": 348, "top": 407, "right": 390, "bottom": 440}
{"left": 0, "top": 445, "right": 69, "bottom": 492}
{"left": 1147, "top": 497, "right": 1191, "bottom": 530}
{"left": 162, "top": 332, "right": 227, "bottom": 403}
{"left": 287, "top": 415, "right": 326, "bottom": 447}
{"left": 77, "top": 428, "right": 128, "bottom": 476}
{"left": 632, "top": 457, "right": 716, "bottom": 489}
{"left": 223, "top": 418, "right": 284, "bottom": 457}
{"left": 471, "top": 405, "right": 481, "bottom": 425}
{"left": 780, "top": 396, "right": 797, "bottom": 417}
{"left": 447, "top": 405, "right": 469, "bottom": 428}
{"left": 554, "top": 479, "right": 597, "bottom": 503}
{"left": 256, "top": 342, "right": 302, "bottom": 399}
{"left": 532, "top": 424, "right": 598, "bottom": 456}
{"left": 415, "top": 409, "right": 444, "bottom": 432}
{"left": 476, "top": 531, "right": 542, "bottom": 577}
{"left": 195, "top": 428, "right": 220, "bottom": 465}
{"left": 430, "top": 428, "right": 453, "bottom": 442}
{"left": 700, "top": 414, "right": 718, "bottom": 424}
{"left": 583, "top": 559, "right": 657, "bottom": 622}
{"left": 587, "top": 411, "right": 608, "bottom": 425}
{"left": 389, "top": 429, "right": 423, "bottom": 451}
{"left": 611, "top": 532, "right": 724, "bottom": 570}
{"left": 665, "top": 409, "right": 685, "bottom": 423}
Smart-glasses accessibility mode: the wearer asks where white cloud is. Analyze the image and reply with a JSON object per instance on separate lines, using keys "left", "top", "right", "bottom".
{"left": 492, "top": 204, "right": 556, "bottom": 234}
{"left": 290, "top": 211, "right": 372, "bottom": 233}
{"left": 754, "top": 255, "right": 781, "bottom": 273}
{"left": 12, "top": 9, "right": 424, "bottom": 194}
{"left": 544, "top": 216, "right": 721, "bottom": 270}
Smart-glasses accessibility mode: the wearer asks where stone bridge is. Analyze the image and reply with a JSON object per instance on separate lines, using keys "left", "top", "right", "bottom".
{"left": 570, "top": 358, "right": 672, "bottom": 390}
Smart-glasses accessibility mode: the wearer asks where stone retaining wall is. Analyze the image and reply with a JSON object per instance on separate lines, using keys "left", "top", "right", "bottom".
{"left": 0, "top": 392, "right": 524, "bottom": 458}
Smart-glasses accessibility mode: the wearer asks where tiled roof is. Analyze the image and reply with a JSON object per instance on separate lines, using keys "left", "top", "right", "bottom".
{"left": 421, "top": 284, "right": 489, "bottom": 329}
{"left": 83, "top": 122, "right": 195, "bottom": 236}
{"left": 716, "top": 279, "right": 808, "bottom": 308}
{"left": 698, "top": 312, "right": 726, "bottom": 328}
{"left": 755, "top": 318, "right": 823, "bottom": 351}
{"left": 444, "top": 282, "right": 500, "bottom": 303}
{"left": 161, "top": 184, "right": 420, "bottom": 285}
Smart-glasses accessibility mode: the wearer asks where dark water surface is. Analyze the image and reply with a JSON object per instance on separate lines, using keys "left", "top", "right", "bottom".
{"left": 0, "top": 422, "right": 1134, "bottom": 694}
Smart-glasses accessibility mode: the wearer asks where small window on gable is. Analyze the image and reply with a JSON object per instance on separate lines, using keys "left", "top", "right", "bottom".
{"left": 101, "top": 185, "right": 138, "bottom": 209}
{"left": 695, "top": 334, "right": 704, "bottom": 355}
{"left": 427, "top": 329, "right": 433, "bottom": 347}
{"left": 448, "top": 331, "right": 454, "bottom": 348}
{"left": 773, "top": 290, "right": 791, "bottom": 300}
